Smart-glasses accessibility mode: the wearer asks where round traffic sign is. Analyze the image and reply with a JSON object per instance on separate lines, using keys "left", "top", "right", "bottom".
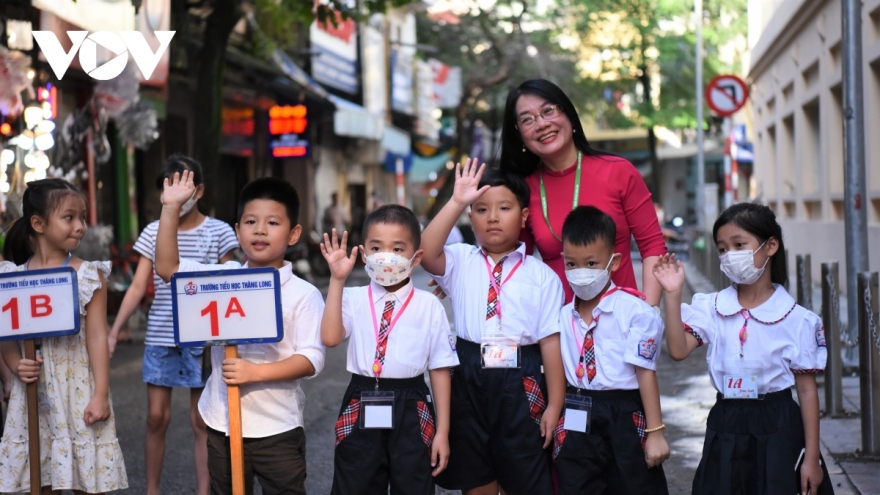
{"left": 705, "top": 75, "right": 749, "bottom": 116}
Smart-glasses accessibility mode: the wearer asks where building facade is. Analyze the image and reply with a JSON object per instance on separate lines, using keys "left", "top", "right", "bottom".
{"left": 748, "top": 0, "right": 880, "bottom": 284}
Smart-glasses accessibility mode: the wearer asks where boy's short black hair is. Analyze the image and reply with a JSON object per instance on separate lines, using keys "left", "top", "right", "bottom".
{"left": 477, "top": 168, "right": 530, "bottom": 209}
{"left": 562, "top": 206, "right": 616, "bottom": 250}
{"left": 237, "top": 177, "right": 300, "bottom": 226}
{"left": 362, "top": 204, "right": 422, "bottom": 249}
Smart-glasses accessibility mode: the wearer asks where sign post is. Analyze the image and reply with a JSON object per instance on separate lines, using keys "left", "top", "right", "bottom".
{"left": 0, "top": 267, "right": 80, "bottom": 495}
{"left": 171, "top": 267, "right": 284, "bottom": 495}
{"left": 705, "top": 74, "right": 749, "bottom": 211}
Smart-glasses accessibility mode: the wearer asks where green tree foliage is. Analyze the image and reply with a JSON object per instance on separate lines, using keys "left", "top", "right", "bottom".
{"left": 567, "top": 0, "right": 747, "bottom": 130}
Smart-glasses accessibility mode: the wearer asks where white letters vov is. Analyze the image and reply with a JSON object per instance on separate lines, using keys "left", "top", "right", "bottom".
{"left": 32, "top": 31, "right": 175, "bottom": 81}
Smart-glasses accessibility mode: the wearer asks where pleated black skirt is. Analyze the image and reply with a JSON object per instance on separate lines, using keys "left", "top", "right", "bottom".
{"left": 692, "top": 389, "right": 835, "bottom": 495}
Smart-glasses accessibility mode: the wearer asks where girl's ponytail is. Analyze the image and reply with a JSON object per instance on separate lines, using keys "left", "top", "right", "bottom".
{"left": 2, "top": 217, "right": 34, "bottom": 265}
{"left": 713, "top": 202, "right": 789, "bottom": 287}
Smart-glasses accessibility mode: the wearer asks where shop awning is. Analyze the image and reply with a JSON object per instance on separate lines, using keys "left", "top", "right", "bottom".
{"left": 328, "top": 94, "right": 385, "bottom": 140}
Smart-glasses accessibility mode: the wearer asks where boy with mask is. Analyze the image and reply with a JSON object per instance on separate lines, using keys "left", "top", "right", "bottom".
{"left": 553, "top": 206, "right": 670, "bottom": 494}
{"left": 320, "top": 205, "right": 458, "bottom": 494}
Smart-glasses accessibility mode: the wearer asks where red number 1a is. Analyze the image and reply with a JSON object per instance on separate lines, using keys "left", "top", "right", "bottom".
{"left": 2, "top": 298, "right": 19, "bottom": 330}
{"left": 200, "top": 297, "right": 246, "bottom": 337}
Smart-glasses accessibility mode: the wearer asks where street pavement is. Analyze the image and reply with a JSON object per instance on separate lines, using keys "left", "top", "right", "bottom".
{"left": 95, "top": 259, "right": 879, "bottom": 494}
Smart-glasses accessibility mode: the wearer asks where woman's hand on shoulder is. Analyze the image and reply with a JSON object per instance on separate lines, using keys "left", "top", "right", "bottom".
{"left": 426, "top": 278, "right": 447, "bottom": 299}
{"left": 84, "top": 393, "right": 111, "bottom": 426}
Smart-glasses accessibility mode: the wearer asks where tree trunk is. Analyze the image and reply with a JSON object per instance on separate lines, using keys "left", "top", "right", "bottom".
{"left": 193, "top": 0, "right": 242, "bottom": 215}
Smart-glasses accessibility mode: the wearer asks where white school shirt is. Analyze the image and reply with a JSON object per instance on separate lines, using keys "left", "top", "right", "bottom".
{"left": 433, "top": 243, "right": 564, "bottom": 345}
{"left": 560, "top": 284, "right": 665, "bottom": 390}
{"left": 341, "top": 280, "right": 460, "bottom": 378}
{"left": 133, "top": 217, "right": 239, "bottom": 346}
{"left": 681, "top": 284, "right": 827, "bottom": 395}
{"left": 175, "top": 258, "right": 326, "bottom": 438}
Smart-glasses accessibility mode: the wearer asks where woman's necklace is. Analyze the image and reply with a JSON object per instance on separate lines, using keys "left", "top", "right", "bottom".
{"left": 539, "top": 150, "right": 582, "bottom": 242}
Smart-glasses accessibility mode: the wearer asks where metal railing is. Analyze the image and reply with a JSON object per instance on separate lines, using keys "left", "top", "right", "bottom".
{"left": 858, "top": 271, "right": 880, "bottom": 455}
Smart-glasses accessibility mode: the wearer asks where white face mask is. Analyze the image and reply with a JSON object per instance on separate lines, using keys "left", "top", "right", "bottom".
{"left": 719, "top": 241, "right": 769, "bottom": 285}
{"left": 161, "top": 191, "right": 198, "bottom": 217}
{"left": 565, "top": 257, "right": 614, "bottom": 301}
{"left": 364, "top": 252, "right": 417, "bottom": 286}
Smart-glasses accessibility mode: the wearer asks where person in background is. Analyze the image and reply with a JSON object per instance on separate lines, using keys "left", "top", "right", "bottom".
{"left": 498, "top": 79, "right": 667, "bottom": 305}
{"left": 108, "top": 154, "right": 238, "bottom": 495}
{"left": 324, "top": 192, "right": 350, "bottom": 236}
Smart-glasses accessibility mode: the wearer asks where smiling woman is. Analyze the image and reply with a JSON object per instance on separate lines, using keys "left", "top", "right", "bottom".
{"left": 499, "top": 79, "right": 667, "bottom": 304}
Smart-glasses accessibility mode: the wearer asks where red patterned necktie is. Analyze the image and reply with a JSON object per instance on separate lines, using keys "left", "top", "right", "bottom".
{"left": 486, "top": 256, "right": 507, "bottom": 319}
{"left": 376, "top": 299, "right": 395, "bottom": 365}
{"left": 582, "top": 324, "right": 597, "bottom": 382}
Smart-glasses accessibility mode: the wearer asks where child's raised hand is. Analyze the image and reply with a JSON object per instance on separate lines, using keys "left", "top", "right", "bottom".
{"left": 161, "top": 170, "right": 196, "bottom": 209}
{"left": 320, "top": 229, "right": 358, "bottom": 281}
{"left": 644, "top": 431, "right": 670, "bottom": 468}
{"left": 451, "top": 159, "right": 490, "bottom": 208}
{"left": 653, "top": 253, "right": 685, "bottom": 294}
{"left": 16, "top": 354, "right": 42, "bottom": 384}
{"left": 83, "top": 394, "right": 111, "bottom": 426}
{"left": 430, "top": 432, "right": 450, "bottom": 476}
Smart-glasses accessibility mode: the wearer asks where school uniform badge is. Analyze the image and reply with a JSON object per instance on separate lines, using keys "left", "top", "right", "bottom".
{"left": 638, "top": 338, "right": 657, "bottom": 360}
{"left": 816, "top": 326, "right": 827, "bottom": 347}
{"left": 448, "top": 336, "right": 457, "bottom": 352}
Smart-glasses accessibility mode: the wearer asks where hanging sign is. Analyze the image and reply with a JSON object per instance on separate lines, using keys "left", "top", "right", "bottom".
{"left": 706, "top": 75, "right": 749, "bottom": 117}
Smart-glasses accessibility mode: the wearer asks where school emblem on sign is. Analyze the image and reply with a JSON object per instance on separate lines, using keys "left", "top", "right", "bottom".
{"left": 816, "top": 326, "right": 827, "bottom": 347}
{"left": 638, "top": 338, "right": 657, "bottom": 360}
{"left": 184, "top": 281, "right": 198, "bottom": 295}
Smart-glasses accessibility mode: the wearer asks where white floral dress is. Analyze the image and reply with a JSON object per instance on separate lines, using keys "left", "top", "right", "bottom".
{"left": 0, "top": 261, "right": 128, "bottom": 493}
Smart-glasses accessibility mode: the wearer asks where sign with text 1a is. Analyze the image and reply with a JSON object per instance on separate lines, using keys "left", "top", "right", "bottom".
{"left": 171, "top": 268, "right": 283, "bottom": 347}
{"left": 0, "top": 267, "right": 80, "bottom": 341}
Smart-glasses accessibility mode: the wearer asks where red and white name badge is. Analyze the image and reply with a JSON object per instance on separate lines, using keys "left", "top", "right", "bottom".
{"left": 0, "top": 267, "right": 80, "bottom": 341}
{"left": 171, "top": 268, "right": 283, "bottom": 347}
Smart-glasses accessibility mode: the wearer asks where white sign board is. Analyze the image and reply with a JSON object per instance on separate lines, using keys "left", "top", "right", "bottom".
{"left": 171, "top": 267, "right": 283, "bottom": 347}
{"left": 0, "top": 267, "right": 79, "bottom": 341}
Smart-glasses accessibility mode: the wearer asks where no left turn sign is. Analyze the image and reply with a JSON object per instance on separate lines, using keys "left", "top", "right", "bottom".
{"left": 705, "top": 75, "right": 749, "bottom": 117}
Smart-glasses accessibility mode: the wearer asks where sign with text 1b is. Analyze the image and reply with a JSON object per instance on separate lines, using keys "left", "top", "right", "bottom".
{"left": 171, "top": 268, "right": 283, "bottom": 347}
{"left": 0, "top": 267, "right": 80, "bottom": 341}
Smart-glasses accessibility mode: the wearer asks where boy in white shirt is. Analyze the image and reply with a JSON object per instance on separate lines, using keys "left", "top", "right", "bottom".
{"left": 154, "top": 172, "right": 325, "bottom": 495}
{"left": 320, "top": 205, "right": 458, "bottom": 494}
{"left": 421, "top": 162, "right": 565, "bottom": 495}
{"left": 554, "top": 206, "right": 669, "bottom": 494}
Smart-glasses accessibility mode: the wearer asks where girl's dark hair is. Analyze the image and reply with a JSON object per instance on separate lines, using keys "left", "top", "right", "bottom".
{"left": 499, "top": 79, "right": 607, "bottom": 178}
{"left": 155, "top": 154, "right": 204, "bottom": 189}
{"left": 2, "top": 179, "right": 83, "bottom": 264}
{"left": 713, "top": 202, "right": 788, "bottom": 287}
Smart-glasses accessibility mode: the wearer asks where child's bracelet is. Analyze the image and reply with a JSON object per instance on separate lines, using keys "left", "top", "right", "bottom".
{"left": 644, "top": 424, "right": 666, "bottom": 433}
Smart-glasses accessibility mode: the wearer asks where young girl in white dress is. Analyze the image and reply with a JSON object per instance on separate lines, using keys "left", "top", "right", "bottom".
{"left": 653, "top": 203, "right": 833, "bottom": 495}
{"left": 0, "top": 178, "right": 128, "bottom": 494}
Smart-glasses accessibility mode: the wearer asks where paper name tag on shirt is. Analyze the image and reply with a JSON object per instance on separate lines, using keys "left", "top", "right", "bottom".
{"left": 481, "top": 343, "right": 520, "bottom": 368}
{"left": 722, "top": 373, "right": 760, "bottom": 399}
{"left": 360, "top": 391, "right": 395, "bottom": 429}
{"left": 564, "top": 393, "right": 592, "bottom": 433}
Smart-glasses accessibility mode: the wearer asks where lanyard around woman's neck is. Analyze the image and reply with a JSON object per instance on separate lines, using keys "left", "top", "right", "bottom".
{"left": 539, "top": 150, "right": 582, "bottom": 242}
{"left": 26, "top": 253, "right": 72, "bottom": 270}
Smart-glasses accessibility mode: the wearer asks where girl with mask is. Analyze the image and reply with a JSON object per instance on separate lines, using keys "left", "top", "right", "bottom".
{"left": 320, "top": 205, "right": 458, "bottom": 494}
{"left": 653, "top": 203, "right": 834, "bottom": 495}
{"left": 108, "top": 154, "right": 238, "bottom": 495}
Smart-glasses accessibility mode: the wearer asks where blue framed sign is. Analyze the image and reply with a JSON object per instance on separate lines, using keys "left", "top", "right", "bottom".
{"left": 0, "top": 267, "right": 80, "bottom": 341}
{"left": 171, "top": 267, "right": 283, "bottom": 347}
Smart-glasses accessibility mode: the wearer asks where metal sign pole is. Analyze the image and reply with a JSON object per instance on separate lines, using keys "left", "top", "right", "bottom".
{"left": 695, "top": 0, "right": 705, "bottom": 231}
